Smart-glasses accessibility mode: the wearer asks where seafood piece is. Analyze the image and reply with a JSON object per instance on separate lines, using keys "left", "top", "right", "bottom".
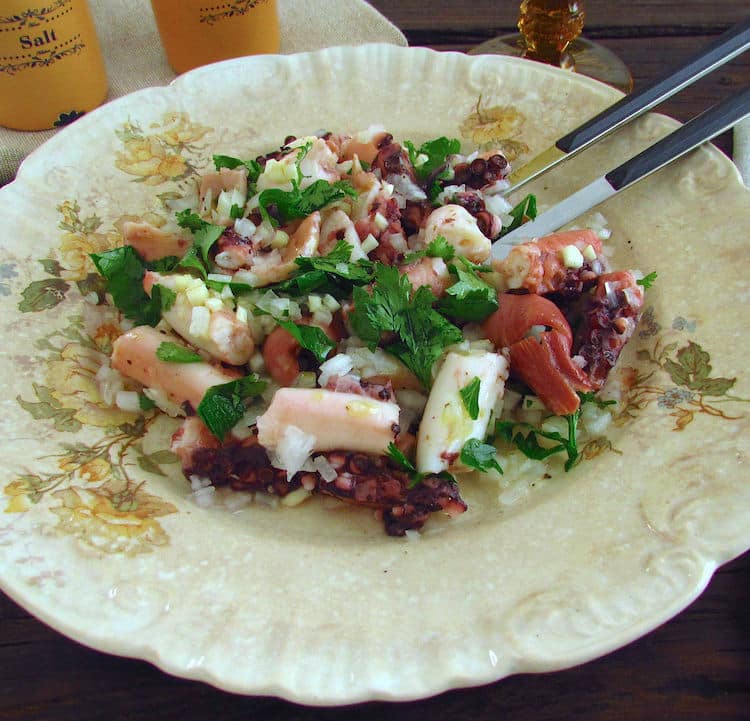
{"left": 372, "top": 136, "right": 427, "bottom": 204}
{"left": 256, "top": 388, "right": 400, "bottom": 456}
{"left": 319, "top": 208, "right": 367, "bottom": 259}
{"left": 492, "top": 229, "right": 605, "bottom": 295}
{"left": 483, "top": 292, "right": 591, "bottom": 415}
{"left": 143, "top": 271, "right": 254, "bottom": 366}
{"left": 400, "top": 256, "right": 451, "bottom": 298}
{"left": 417, "top": 351, "right": 509, "bottom": 474}
{"left": 575, "top": 271, "right": 644, "bottom": 389}
{"left": 508, "top": 331, "right": 593, "bottom": 416}
{"left": 451, "top": 153, "right": 510, "bottom": 190}
{"left": 256, "top": 136, "right": 340, "bottom": 192}
{"left": 323, "top": 374, "right": 394, "bottom": 402}
{"left": 382, "top": 473, "right": 467, "bottom": 536}
{"left": 240, "top": 211, "right": 320, "bottom": 286}
{"left": 199, "top": 166, "right": 248, "bottom": 202}
{"left": 214, "top": 227, "right": 254, "bottom": 270}
{"left": 122, "top": 220, "right": 189, "bottom": 262}
{"left": 262, "top": 319, "right": 339, "bottom": 387}
{"left": 339, "top": 129, "right": 390, "bottom": 165}
{"left": 481, "top": 292, "right": 573, "bottom": 349}
{"left": 320, "top": 452, "right": 467, "bottom": 536}
{"left": 111, "top": 326, "right": 242, "bottom": 410}
{"left": 171, "top": 417, "right": 467, "bottom": 536}
{"left": 423, "top": 204, "right": 491, "bottom": 264}
{"left": 449, "top": 190, "right": 503, "bottom": 240}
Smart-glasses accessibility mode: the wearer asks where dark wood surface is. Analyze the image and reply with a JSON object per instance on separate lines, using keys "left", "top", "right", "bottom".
{"left": 2, "top": 2, "right": 749, "bottom": 718}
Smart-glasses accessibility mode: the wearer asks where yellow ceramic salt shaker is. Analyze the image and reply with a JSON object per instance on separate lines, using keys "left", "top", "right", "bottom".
{"left": 150, "top": 0, "right": 280, "bottom": 75}
{"left": 0, "top": 0, "right": 108, "bottom": 131}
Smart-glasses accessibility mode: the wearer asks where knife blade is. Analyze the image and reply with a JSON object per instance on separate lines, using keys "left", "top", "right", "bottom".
{"left": 504, "top": 16, "right": 750, "bottom": 194}
{"left": 492, "top": 85, "right": 750, "bottom": 260}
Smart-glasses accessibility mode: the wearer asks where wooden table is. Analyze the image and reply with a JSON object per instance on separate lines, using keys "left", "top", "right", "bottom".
{"left": 2, "top": 2, "right": 749, "bottom": 718}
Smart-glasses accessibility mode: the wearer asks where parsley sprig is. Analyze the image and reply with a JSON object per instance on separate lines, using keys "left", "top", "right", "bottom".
{"left": 402, "top": 235, "right": 456, "bottom": 264}
{"left": 197, "top": 374, "right": 267, "bottom": 441}
{"left": 499, "top": 194, "right": 537, "bottom": 237}
{"left": 459, "top": 377, "right": 481, "bottom": 420}
{"left": 404, "top": 136, "right": 461, "bottom": 201}
{"left": 275, "top": 321, "right": 335, "bottom": 363}
{"left": 349, "top": 264, "right": 462, "bottom": 387}
{"left": 270, "top": 240, "right": 374, "bottom": 298}
{"left": 494, "top": 394, "right": 615, "bottom": 471}
{"left": 90, "top": 246, "right": 175, "bottom": 326}
{"left": 438, "top": 256, "right": 498, "bottom": 321}
{"left": 385, "top": 442, "right": 458, "bottom": 489}
{"left": 460, "top": 438, "right": 503, "bottom": 474}
{"left": 258, "top": 142, "right": 357, "bottom": 225}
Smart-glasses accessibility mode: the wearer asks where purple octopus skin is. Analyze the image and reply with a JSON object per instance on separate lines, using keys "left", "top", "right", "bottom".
{"left": 172, "top": 418, "right": 467, "bottom": 536}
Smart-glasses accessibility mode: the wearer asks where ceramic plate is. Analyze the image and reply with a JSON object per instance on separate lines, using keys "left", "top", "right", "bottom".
{"left": 1, "top": 45, "right": 749, "bottom": 704}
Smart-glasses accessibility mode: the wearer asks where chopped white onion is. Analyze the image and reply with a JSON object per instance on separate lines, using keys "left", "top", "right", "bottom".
{"left": 312, "top": 455, "right": 338, "bottom": 483}
{"left": 115, "top": 390, "right": 141, "bottom": 413}
{"left": 189, "top": 306, "right": 211, "bottom": 337}
{"left": 143, "top": 387, "right": 186, "bottom": 418}
{"left": 234, "top": 217, "right": 257, "bottom": 238}
{"left": 318, "top": 353, "right": 354, "bottom": 387}
{"left": 269, "top": 425, "right": 316, "bottom": 480}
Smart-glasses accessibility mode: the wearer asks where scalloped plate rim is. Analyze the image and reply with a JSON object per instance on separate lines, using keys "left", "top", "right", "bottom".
{"left": 1, "top": 43, "right": 749, "bottom": 705}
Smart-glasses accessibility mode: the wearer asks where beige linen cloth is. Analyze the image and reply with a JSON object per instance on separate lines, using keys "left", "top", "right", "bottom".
{"left": 0, "top": 0, "right": 406, "bottom": 184}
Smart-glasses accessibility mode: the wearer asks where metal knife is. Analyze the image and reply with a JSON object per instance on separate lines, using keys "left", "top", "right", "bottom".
{"left": 492, "top": 85, "right": 750, "bottom": 260}
{"left": 504, "top": 16, "right": 750, "bottom": 194}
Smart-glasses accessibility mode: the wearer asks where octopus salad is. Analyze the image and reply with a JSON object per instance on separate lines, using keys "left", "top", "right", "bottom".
{"left": 92, "top": 129, "right": 647, "bottom": 536}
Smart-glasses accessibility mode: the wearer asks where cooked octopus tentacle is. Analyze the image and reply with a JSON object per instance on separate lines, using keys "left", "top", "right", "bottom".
{"left": 492, "top": 229, "right": 607, "bottom": 295}
{"left": 574, "top": 271, "right": 644, "bottom": 389}
{"left": 172, "top": 417, "right": 467, "bottom": 535}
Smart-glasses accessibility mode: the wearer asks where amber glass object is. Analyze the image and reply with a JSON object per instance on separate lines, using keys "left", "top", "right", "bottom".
{"left": 150, "top": 0, "right": 280, "bottom": 75}
{"left": 471, "top": 0, "right": 633, "bottom": 94}
{"left": 0, "top": 0, "right": 108, "bottom": 131}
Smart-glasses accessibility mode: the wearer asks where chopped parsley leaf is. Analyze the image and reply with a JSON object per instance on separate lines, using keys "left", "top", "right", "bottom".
{"left": 385, "top": 442, "right": 426, "bottom": 488}
{"left": 499, "top": 193, "right": 537, "bottom": 237}
{"left": 156, "top": 341, "right": 203, "bottom": 363}
{"left": 91, "top": 246, "right": 166, "bottom": 326}
{"left": 459, "top": 377, "right": 481, "bottom": 420}
{"left": 175, "top": 208, "right": 225, "bottom": 263}
{"left": 275, "top": 321, "right": 335, "bottom": 363}
{"left": 403, "top": 235, "right": 456, "bottom": 264}
{"left": 269, "top": 240, "right": 374, "bottom": 297}
{"left": 350, "top": 264, "right": 463, "bottom": 387}
{"left": 155, "top": 284, "right": 176, "bottom": 313}
{"left": 197, "top": 374, "right": 267, "bottom": 441}
{"left": 437, "top": 256, "right": 498, "bottom": 321}
{"left": 257, "top": 142, "right": 357, "bottom": 225}
{"left": 460, "top": 438, "right": 503, "bottom": 474}
{"left": 138, "top": 393, "right": 157, "bottom": 411}
{"left": 404, "top": 136, "right": 461, "bottom": 200}
{"left": 636, "top": 272, "right": 657, "bottom": 289}
{"left": 175, "top": 245, "right": 207, "bottom": 279}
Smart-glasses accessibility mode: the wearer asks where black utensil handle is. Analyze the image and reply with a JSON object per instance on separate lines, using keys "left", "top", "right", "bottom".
{"left": 556, "top": 16, "right": 750, "bottom": 155}
{"left": 604, "top": 85, "right": 750, "bottom": 191}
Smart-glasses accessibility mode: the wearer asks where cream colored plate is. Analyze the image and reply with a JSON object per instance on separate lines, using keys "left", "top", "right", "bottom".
{"left": 1, "top": 45, "right": 749, "bottom": 704}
